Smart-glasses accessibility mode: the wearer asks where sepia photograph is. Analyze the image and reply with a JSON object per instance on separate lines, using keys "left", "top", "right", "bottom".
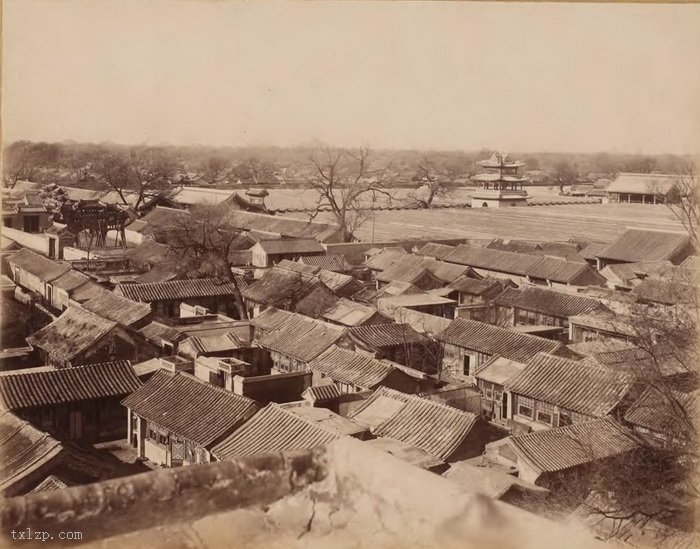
{"left": 1, "top": 0, "right": 699, "bottom": 547}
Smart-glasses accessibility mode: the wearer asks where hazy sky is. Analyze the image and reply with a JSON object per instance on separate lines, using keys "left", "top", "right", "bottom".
{"left": 3, "top": 1, "right": 700, "bottom": 154}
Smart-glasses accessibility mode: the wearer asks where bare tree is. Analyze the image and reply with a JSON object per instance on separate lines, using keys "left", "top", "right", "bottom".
{"left": 93, "top": 147, "right": 177, "bottom": 215}
{"left": 166, "top": 204, "right": 249, "bottom": 319}
{"left": 409, "top": 157, "right": 450, "bottom": 209}
{"left": 2, "top": 141, "right": 38, "bottom": 188}
{"left": 307, "top": 147, "right": 393, "bottom": 242}
{"left": 665, "top": 160, "right": 699, "bottom": 250}
{"left": 551, "top": 160, "right": 578, "bottom": 193}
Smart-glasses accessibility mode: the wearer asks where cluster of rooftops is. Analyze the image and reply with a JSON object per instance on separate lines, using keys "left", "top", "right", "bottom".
{"left": 0, "top": 197, "right": 697, "bottom": 544}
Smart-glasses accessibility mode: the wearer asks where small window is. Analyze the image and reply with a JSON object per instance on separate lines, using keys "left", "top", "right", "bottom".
{"left": 518, "top": 405, "right": 533, "bottom": 419}
{"left": 536, "top": 411, "right": 553, "bottom": 425}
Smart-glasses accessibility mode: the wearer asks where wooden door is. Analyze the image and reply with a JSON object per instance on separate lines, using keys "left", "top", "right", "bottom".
{"left": 69, "top": 411, "right": 83, "bottom": 439}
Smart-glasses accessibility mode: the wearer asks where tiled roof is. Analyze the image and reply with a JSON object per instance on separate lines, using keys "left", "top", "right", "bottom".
{"left": 415, "top": 242, "right": 456, "bottom": 260}
{"left": 27, "top": 308, "right": 118, "bottom": 362}
{"left": 7, "top": 249, "right": 71, "bottom": 282}
{"left": 448, "top": 275, "right": 504, "bottom": 296}
{"left": 309, "top": 346, "right": 399, "bottom": 390}
{"left": 508, "top": 418, "right": 639, "bottom": 474}
{"left": 495, "top": 286, "right": 602, "bottom": 318}
{"left": 136, "top": 321, "right": 180, "bottom": 346}
{"left": 125, "top": 240, "right": 172, "bottom": 267}
{"left": 631, "top": 278, "right": 696, "bottom": 306}
{"left": 299, "top": 254, "right": 354, "bottom": 272}
{"left": 30, "top": 475, "right": 73, "bottom": 493}
{"left": 597, "top": 229, "right": 691, "bottom": 263}
{"left": 0, "top": 411, "right": 64, "bottom": 494}
{"left": 444, "top": 245, "right": 541, "bottom": 276}
{"left": 438, "top": 319, "right": 562, "bottom": 363}
{"left": 364, "top": 249, "right": 407, "bottom": 271}
{"left": 81, "top": 291, "right": 152, "bottom": 327}
{"left": 276, "top": 259, "right": 319, "bottom": 274}
{"left": 487, "top": 239, "right": 541, "bottom": 253}
{"left": 393, "top": 307, "right": 453, "bottom": 336}
{"left": 52, "top": 270, "right": 91, "bottom": 292}
{"left": 301, "top": 384, "right": 342, "bottom": 402}
{"left": 134, "top": 267, "right": 179, "bottom": 284}
{"left": 286, "top": 406, "right": 367, "bottom": 437}
{"left": 69, "top": 281, "right": 106, "bottom": 303}
{"left": 125, "top": 206, "right": 191, "bottom": 234}
{"left": 211, "top": 403, "right": 340, "bottom": 461}
{"left": 256, "top": 238, "right": 325, "bottom": 254}
{"left": 579, "top": 241, "right": 607, "bottom": 261}
{"left": 178, "top": 332, "right": 243, "bottom": 357}
{"left": 0, "top": 361, "right": 140, "bottom": 410}
{"left": 606, "top": 173, "right": 678, "bottom": 196}
{"left": 349, "top": 387, "right": 479, "bottom": 461}
{"left": 474, "top": 355, "right": 526, "bottom": 386}
{"left": 116, "top": 278, "right": 241, "bottom": 302}
{"left": 443, "top": 244, "right": 604, "bottom": 284}
{"left": 568, "top": 312, "right": 638, "bottom": 338}
{"left": 349, "top": 323, "right": 429, "bottom": 350}
{"left": 215, "top": 210, "right": 341, "bottom": 242}
{"left": 317, "top": 270, "right": 358, "bottom": 293}
{"left": 250, "top": 307, "right": 296, "bottom": 333}
{"left": 122, "top": 370, "right": 257, "bottom": 447}
{"left": 322, "top": 298, "right": 385, "bottom": 327}
{"left": 376, "top": 255, "right": 469, "bottom": 284}
{"left": 242, "top": 268, "right": 339, "bottom": 318}
{"left": 506, "top": 353, "right": 634, "bottom": 417}
{"left": 624, "top": 388, "right": 697, "bottom": 437}
{"left": 256, "top": 314, "right": 346, "bottom": 362}
{"left": 525, "top": 256, "right": 602, "bottom": 285}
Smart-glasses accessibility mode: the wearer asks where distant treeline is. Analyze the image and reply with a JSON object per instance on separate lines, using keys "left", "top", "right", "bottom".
{"left": 2, "top": 140, "right": 690, "bottom": 190}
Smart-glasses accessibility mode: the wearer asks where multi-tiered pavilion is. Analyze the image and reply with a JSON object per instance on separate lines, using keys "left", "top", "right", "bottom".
{"left": 470, "top": 153, "right": 530, "bottom": 208}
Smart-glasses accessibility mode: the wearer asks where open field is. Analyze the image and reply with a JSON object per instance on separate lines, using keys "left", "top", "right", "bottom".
{"left": 263, "top": 186, "right": 593, "bottom": 212}
{"left": 296, "top": 203, "right": 685, "bottom": 243}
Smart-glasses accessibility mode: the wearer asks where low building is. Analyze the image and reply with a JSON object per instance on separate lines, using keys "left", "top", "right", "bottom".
{"left": 568, "top": 311, "right": 638, "bottom": 344}
{"left": 0, "top": 361, "right": 141, "bottom": 441}
{"left": 256, "top": 313, "right": 346, "bottom": 374}
{"left": 378, "top": 292, "right": 457, "bottom": 319}
{"left": 308, "top": 346, "right": 422, "bottom": 394}
{"left": 26, "top": 307, "right": 147, "bottom": 368}
{"left": 493, "top": 286, "right": 603, "bottom": 331}
{"left": 474, "top": 355, "right": 526, "bottom": 422}
{"left": 0, "top": 411, "right": 98, "bottom": 497}
{"left": 605, "top": 173, "right": 679, "bottom": 204}
{"left": 321, "top": 298, "right": 390, "bottom": 328}
{"left": 349, "top": 386, "right": 490, "bottom": 464}
{"left": 443, "top": 244, "right": 604, "bottom": 288}
{"left": 375, "top": 255, "right": 472, "bottom": 290}
{"left": 297, "top": 254, "right": 355, "bottom": 273}
{"left": 341, "top": 323, "right": 439, "bottom": 374}
{"left": 49, "top": 270, "right": 102, "bottom": 311}
{"left": 505, "top": 353, "right": 635, "bottom": 430}
{"left": 1, "top": 192, "right": 51, "bottom": 233}
{"left": 210, "top": 403, "right": 343, "bottom": 462}
{"left": 437, "top": 318, "right": 564, "bottom": 379}
{"left": 122, "top": 369, "right": 258, "bottom": 467}
{"left": 596, "top": 228, "right": 693, "bottom": 269}
{"left": 249, "top": 238, "right": 325, "bottom": 268}
{"left": 115, "top": 278, "right": 245, "bottom": 319}
{"left": 241, "top": 267, "right": 339, "bottom": 318}
{"left": 623, "top": 388, "right": 697, "bottom": 446}
{"left": 81, "top": 290, "right": 153, "bottom": 329}
{"left": 485, "top": 418, "right": 640, "bottom": 486}
{"left": 439, "top": 275, "right": 508, "bottom": 321}
{"left": 7, "top": 248, "right": 71, "bottom": 301}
